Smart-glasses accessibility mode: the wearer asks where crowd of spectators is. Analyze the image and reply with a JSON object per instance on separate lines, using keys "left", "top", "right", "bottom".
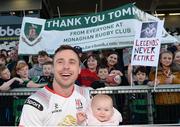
{"left": 0, "top": 43, "right": 180, "bottom": 125}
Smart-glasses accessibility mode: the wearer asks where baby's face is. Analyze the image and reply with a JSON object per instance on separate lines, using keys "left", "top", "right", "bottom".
{"left": 92, "top": 99, "right": 113, "bottom": 122}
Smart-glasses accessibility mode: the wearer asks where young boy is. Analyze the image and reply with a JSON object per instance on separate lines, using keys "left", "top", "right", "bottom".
{"left": 32, "top": 61, "right": 53, "bottom": 84}
{"left": 0, "top": 65, "right": 24, "bottom": 126}
{"left": 15, "top": 60, "right": 47, "bottom": 88}
{"left": 77, "top": 94, "right": 122, "bottom": 125}
{"left": 0, "top": 65, "right": 24, "bottom": 91}
{"left": 91, "top": 65, "right": 108, "bottom": 89}
{"left": 127, "top": 65, "right": 154, "bottom": 124}
{"left": 13, "top": 60, "right": 48, "bottom": 125}
{"left": 91, "top": 65, "right": 121, "bottom": 89}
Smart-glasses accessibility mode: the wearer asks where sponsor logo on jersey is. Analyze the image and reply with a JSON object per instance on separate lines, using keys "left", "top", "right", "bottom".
{"left": 25, "top": 98, "right": 43, "bottom": 111}
{"left": 75, "top": 99, "right": 83, "bottom": 110}
{"left": 52, "top": 103, "right": 62, "bottom": 113}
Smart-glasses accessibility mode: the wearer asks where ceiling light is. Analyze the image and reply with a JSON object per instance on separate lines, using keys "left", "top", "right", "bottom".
{"left": 10, "top": 12, "right": 16, "bottom": 15}
{"left": 154, "top": 13, "right": 165, "bottom": 17}
{"left": 169, "top": 13, "right": 180, "bottom": 16}
{"left": 28, "top": 11, "right": 34, "bottom": 14}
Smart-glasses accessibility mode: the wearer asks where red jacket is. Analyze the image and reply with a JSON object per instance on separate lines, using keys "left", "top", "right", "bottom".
{"left": 78, "top": 69, "right": 99, "bottom": 87}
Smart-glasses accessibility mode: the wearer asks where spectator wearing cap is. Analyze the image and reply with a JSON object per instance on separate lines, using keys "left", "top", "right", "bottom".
{"left": 29, "top": 50, "right": 50, "bottom": 79}
{"left": 74, "top": 46, "right": 85, "bottom": 69}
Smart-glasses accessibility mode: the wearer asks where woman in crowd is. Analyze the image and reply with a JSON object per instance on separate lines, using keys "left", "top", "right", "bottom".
{"left": 149, "top": 50, "right": 180, "bottom": 124}
{"left": 105, "top": 51, "right": 129, "bottom": 85}
{"left": 104, "top": 51, "right": 129, "bottom": 124}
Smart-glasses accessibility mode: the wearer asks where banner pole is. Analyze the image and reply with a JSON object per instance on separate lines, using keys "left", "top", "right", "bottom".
{"left": 57, "top": 6, "right": 61, "bottom": 18}
{"left": 154, "top": 67, "right": 158, "bottom": 91}
{"left": 95, "top": 4, "right": 98, "bottom": 14}
{"left": 23, "top": 10, "right": 25, "bottom": 17}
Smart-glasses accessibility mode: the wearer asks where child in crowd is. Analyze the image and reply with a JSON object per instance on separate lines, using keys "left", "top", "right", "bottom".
{"left": 77, "top": 54, "right": 100, "bottom": 87}
{"left": 127, "top": 65, "right": 154, "bottom": 124}
{"left": 32, "top": 61, "right": 53, "bottom": 84}
{"left": 85, "top": 94, "right": 122, "bottom": 125}
{"left": 13, "top": 60, "right": 47, "bottom": 125}
{"left": 91, "top": 65, "right": 121, "bottom": 89}
{"left": 0, "top": 54, "right": 6, "bottom": 66}
{"left": 0, "top": 65, "right": 24, "bottom": 91}
{"left": 15, "top": 60, "right": 47, "bottom": 88}
{"left": 128, "top": 65, "right": 153, "bottom": 86}
{"left": 0, "top": 65, "right": 24, "bottom": 125}
{"left": 28, "top": 50, "right": 52, "bottom": 79}
{"left": 149, "top": 50, "right": 180, "bottom": 124}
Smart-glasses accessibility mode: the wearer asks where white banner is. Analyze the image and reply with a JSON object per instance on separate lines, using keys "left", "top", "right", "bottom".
{"left": 18, "top": 4, "right": 177, "bottom": 55}
{"left": 131, "top": 20, "right": 164, "bottom": 67}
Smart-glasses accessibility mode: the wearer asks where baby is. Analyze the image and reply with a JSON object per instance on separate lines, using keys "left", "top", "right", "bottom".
{"left": 86, "top": 94, "right": 122, "bottom": 125}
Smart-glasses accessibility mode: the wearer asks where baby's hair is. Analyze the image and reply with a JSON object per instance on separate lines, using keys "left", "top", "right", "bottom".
{"left": 91, "top": 94, "right": 113, "bottom": 107}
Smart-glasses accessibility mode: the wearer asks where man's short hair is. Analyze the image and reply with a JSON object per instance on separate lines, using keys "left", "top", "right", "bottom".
{"left": 38, "top": 50, "right": 48, "bottom": 56}
{"left": 54, "top": 45, "right": 80, "bottom": 64}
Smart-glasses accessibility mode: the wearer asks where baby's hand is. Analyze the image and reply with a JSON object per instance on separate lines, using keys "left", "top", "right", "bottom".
{"left": 76, "top": 112, "right": 87, "bottom": 125}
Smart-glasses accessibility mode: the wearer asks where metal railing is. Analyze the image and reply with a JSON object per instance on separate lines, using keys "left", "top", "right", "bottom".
{"left": 0, "top": 84, "right": 180, "bottom": 125}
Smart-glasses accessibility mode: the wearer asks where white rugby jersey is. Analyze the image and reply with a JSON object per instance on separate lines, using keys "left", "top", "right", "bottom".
{"left": 19, "top": 85, "right": 90, "bottom": 126}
